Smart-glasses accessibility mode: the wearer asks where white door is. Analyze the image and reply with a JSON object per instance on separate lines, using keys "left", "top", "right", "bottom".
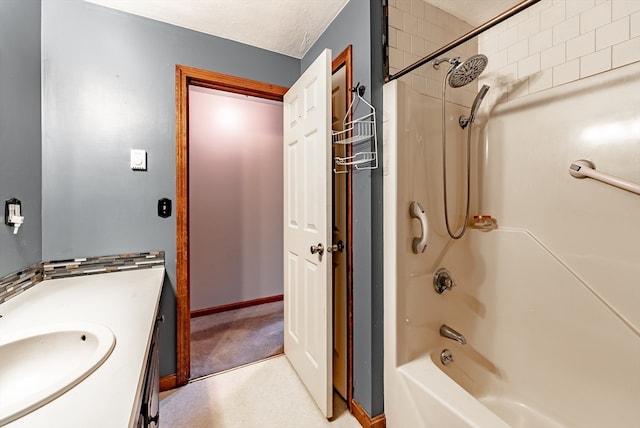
{"left": 283, "top": 49, "right": 333, "bottom": 418}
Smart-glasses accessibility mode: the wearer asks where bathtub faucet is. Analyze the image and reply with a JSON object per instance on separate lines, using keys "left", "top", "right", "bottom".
{"left": 440, "top": 324, "right": 467, "bottom": 345}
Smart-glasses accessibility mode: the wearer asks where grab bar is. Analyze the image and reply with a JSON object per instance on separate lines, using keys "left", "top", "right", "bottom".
{"left": 569, "top": 160, "right": 640, "bottom": 196}
{"left": 409, "top": 201, "right": 428, "bottom": 253}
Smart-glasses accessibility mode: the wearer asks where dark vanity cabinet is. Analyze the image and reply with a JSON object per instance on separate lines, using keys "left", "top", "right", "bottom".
{"left": 136, "top": 316, "right": 161, "bottom": 427}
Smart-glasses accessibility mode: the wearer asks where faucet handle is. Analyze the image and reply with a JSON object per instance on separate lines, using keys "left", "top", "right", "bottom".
{"left": 434, "top": 268, "right": 456, "bottom": 294}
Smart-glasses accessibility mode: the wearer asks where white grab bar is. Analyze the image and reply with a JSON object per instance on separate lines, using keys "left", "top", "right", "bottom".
{"left": 569, "top": 159, "right": 640, "bottom": 196}
{"left": 409, "top": 201, "right": 428, "bottom": 253}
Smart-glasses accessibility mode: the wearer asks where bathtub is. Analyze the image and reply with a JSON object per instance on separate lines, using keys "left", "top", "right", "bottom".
{"left": 388, "top": 229, "right": 640, "bottom": 427}
{"left": 383, "top": 70, "right": 640, "bottom": 427}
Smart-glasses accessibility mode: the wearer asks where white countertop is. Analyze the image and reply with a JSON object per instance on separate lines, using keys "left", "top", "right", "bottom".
{"left": 0, "top": 267, "right": 165, "bottom": 428}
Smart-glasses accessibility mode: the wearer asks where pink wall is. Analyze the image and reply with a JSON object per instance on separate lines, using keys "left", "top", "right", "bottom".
{"left": 188, "top": 86, "right": 283, "bottom": 310}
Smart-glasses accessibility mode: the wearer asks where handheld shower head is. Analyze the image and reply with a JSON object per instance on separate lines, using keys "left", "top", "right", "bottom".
{"left": 459, "top": 84, "right": 490, "bottom": 129}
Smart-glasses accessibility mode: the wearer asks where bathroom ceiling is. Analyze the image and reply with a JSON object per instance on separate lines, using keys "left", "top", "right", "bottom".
{"left": 85, "top": 0, "right": 521, "bottom": 58}
{"left": 85, "top": 0, "right": 350, "bottom": 59}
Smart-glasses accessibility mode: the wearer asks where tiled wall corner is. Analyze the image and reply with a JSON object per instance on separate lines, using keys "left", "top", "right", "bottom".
{"left": 388, "top": 0, "right": 479, "bottom": 106}
{"left": 479, "top": 0, "right": 640, "bottom": 101}
{"left": 0, "top": 263, "right": 43, "bottom": 304}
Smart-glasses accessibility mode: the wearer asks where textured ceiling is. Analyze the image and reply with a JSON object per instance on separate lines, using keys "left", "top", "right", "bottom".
{"left": 85, "top": 0, "right": 350, "bottom": 59}
{"left": 85, "top": 0, "right": 522, "bottom": 58}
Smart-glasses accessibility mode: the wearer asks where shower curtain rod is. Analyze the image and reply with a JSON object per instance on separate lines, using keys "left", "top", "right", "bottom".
{"left": 387, "top": 0, "right": 541, "bottom": 82}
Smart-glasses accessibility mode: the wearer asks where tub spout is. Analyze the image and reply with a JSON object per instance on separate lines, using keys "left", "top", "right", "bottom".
{"left": 440, "top": 324, "right": 466, "bottom": 345}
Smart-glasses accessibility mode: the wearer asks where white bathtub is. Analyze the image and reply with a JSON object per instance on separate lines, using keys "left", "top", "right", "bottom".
{"left": 387, "top": 229, "right": 640, "bottom": 427}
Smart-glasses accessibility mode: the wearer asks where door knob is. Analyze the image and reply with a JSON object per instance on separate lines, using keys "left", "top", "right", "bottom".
{"left": 310, "top": 243, "right": 324, "bottom": 256}
{"left": 327, "top": 240, "right": 344, "bottom": 253}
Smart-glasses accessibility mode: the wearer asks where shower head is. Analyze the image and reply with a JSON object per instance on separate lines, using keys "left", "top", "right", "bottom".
{"left": 459, "top": 85, "right": 490, "bottom": 129}
{"left": 447, "top": 54, "right": 488, "bottom": 88}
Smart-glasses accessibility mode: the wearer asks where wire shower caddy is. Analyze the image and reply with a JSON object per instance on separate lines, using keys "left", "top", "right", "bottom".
{"left": 332, "top": 84, "right": 378, "bottom": 173}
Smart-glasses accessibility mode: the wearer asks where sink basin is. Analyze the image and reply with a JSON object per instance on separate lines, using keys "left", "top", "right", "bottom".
{"left": 0, "top": 322, "right": 116, "bottom": 426}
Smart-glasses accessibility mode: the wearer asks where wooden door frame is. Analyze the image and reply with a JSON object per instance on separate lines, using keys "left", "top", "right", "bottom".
{"left": 170, "top": 46, "right": 354, "bottom": 392}
{"left": 173, "top": 65, "right": 287, "bottom": 386}
{"left": 331, "top": 45, "right": 354, "bottom": 409}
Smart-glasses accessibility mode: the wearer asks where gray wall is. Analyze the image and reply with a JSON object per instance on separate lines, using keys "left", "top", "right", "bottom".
{"left": 0, "top": 0, "right": 42, "bottom": 277}
{"left": 41, "top": 0, "right": 299, "bottom": 376}
{"left": 302, "top": 0, "right": 385, "bottom": 417}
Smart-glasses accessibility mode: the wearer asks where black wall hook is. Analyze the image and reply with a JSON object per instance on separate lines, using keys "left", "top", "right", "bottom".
{"left": 350, "top": 82, "right": 366, "bottom": 97}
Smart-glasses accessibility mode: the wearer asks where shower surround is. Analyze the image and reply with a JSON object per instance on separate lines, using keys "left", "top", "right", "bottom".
{"left": 383, "top": 57, "right": 640, "bottom": 427}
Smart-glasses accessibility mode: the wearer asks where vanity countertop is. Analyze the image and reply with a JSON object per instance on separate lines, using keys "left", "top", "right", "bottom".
{"left": 0, "top": 267, "right": 165, "bottom": 428}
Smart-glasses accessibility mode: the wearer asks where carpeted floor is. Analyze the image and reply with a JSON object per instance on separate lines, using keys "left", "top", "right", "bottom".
{"left": 190, "top": 300, "right": 284, "bottom": 379}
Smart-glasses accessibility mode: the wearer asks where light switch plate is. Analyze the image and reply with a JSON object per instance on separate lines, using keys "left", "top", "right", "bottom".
{"left": 130, "top": 149, "right": 147, "bottom": 171}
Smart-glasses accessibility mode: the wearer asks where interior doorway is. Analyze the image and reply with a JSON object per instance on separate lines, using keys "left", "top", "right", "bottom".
{"left": 172, "top": 45, "right": 353, "bottom": 405}
{"left": 188, "top": 86, "right": 285, "bottom": 378}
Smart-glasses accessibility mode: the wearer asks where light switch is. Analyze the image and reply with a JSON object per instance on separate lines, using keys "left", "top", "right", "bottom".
{"left": 130, "top": 149, "right": 147, "bottom": 171}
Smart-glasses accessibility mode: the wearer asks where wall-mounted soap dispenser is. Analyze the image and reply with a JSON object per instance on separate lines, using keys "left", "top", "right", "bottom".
{"left": 5, "top": 198, "right": 24, "bottom": 234}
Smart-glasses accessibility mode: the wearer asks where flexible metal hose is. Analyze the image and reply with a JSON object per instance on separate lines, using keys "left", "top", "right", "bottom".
{"left": 441, "top": 73, "right": 472, "bottom": 240}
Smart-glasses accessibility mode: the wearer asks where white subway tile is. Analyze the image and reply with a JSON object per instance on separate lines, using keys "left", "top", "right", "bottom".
{"left": 612, "top": 0, "right": 640, "bottom": 20}
{"left": 507, "top": 76, "right": 529, "bottom": 100}
{"left": 425, "top": 40, "right": 439, "bottom": 56}
{"left": 518, "top": 53, "right": 541, "bottom": 78}
{"left": 541, "top": 43, "right": 566, "bottom": 68}
{"left": 436, "top": 8, "right": 452, "bottom": 29}
{"left": 490, "top": 49, "right": 509, "bottom": 70}
{"left": 404, "top": 12, "right": 418, "bottom": 35}
{"left": 553, "top": 58, "right": 580, "bottom": 85}
{"left": 480, "top": 33, "right": 499, "bottom": 56}
{"left": 411, "top": 0, "right": 425, "bottom": 20}
{"left": 498, "top": 26, "right": 519, "bottom": 50}
{"left": 528, "top": 69, "right": 554, "bottom": 93}
{"left": 417, "top": 21, "right": 429, "bottom": 40}
{"left": 580, "top": 1, "right": 612, "bottom": 34}
{"left": 500, "top": 63, "right": 519, "bottom": 82}
{"left": 388, "top": 7, "right": 403, "bottom": 30}
{"left": 567, "top": 0, "right": 595, "bottom": 18}
{"left": 553, "top": 15, "right": 580, "bottom": 44}
{"left": 505, "top": 8, "right": 530, "bottom": 29}
{"left": 508, "top": 39, "right": 529, "bottom": 64}
{"left": 612, "top": 36, "right": 640, "bottom": 66}
{"left": 529, "top": 0, "right": 554, "bottom": 16}
{"left": 632, "top": 11, "right": 640, "bottom": 38}
{"left": 397, "top": 30, "right": 411, "bottom": 53}
{"left": 519, "top": 14, "right": 541, "bottom": 41}
{"left": 396, "top": 0, "right": 411, "bottom": 13}
{"left": 411, "top": 35, "right": 426, "bottom": 56}
{"left": 567, "top": 31, "right": 595, "bottom": 60}
{"left": 389, "top": 47, "right": 404, "bottom": 70}
{"left": 541, "top": 3, "right": 566, "bottom": 30}
{"left": 530, "top": 28, "right": 553, "bottom": 53}
{"left": 424, "top": 2, "right": 438, "bottom": 25}
{"left": 580, "top": 47, "right": 612, "bottom": 77}
{"left": 596, "top": 17, "right": 630, "bottom": 50}
{"left": 403, "top": 51, "right": 420, "bottom": 67}
{"left": 388, "top": 27, "right": 397, "bottom": 48}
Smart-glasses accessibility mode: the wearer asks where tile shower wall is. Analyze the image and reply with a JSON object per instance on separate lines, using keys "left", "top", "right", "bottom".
{"left": 479, "top": 0, "right": 640, "bottom": 101}
{"left": 387, "top": 0, "right": 479, "bottom": 107}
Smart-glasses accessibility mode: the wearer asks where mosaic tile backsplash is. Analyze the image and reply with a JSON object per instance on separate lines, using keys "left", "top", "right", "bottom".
{"left": 0, "top": 251, "right": 164, "bottom": 304}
